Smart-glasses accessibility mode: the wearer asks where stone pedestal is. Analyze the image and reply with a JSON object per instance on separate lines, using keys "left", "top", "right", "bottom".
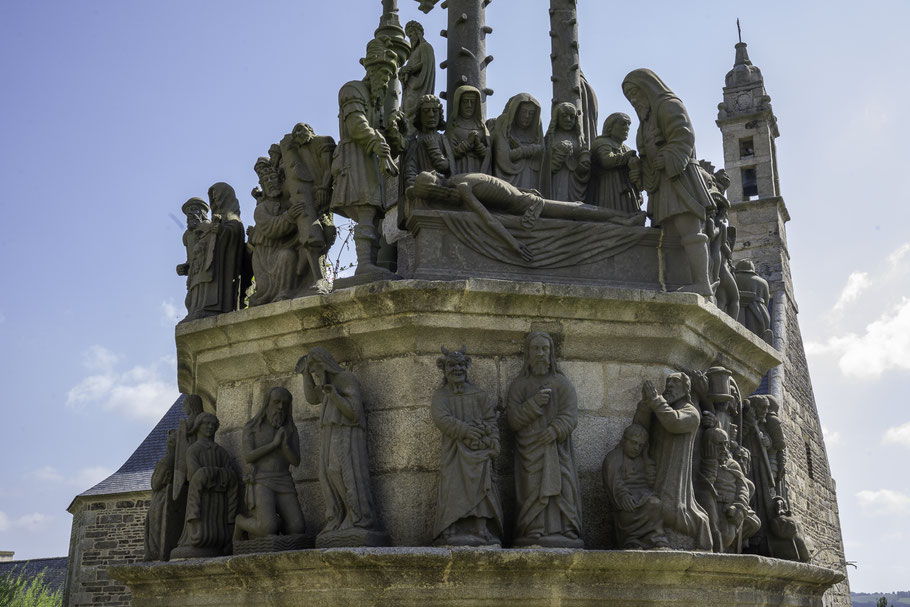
{"left": 112, "top": 548, "right": 842, "bottom": 607}
{"left": 175, "top": 279, "right": 779, "bottom": 548}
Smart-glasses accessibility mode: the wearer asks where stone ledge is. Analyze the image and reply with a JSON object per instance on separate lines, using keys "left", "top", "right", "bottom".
{"left": 112, "top": 548, "right": 843, "bottom": 607}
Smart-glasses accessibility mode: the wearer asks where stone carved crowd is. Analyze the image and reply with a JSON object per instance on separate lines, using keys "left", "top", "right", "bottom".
{"left": 174, "top": 19, "right": 774, "bottom": 344}
{"left": 145, "top": 332, "right": 808, "bottom": 561}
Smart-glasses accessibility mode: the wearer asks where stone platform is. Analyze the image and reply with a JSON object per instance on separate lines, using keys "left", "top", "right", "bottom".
{"left": 112, "top": 547, "right": 843, "bottom": 606}
{"left": 174, "top": 279, "right": 780, "bottom": 549}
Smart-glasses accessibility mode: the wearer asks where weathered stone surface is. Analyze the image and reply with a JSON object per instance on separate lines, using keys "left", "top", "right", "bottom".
{"left": 112, "top": 548, "right": 842, "bottom": 607}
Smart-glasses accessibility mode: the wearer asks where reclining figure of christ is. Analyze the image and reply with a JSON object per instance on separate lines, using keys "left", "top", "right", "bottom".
{"left": 411, "top": 171, "right": 646, "bottom": 262}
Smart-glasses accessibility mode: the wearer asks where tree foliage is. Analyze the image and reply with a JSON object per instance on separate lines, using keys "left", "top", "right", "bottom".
{"left": 0, "top": 569, "right": 62, "bottom": 607}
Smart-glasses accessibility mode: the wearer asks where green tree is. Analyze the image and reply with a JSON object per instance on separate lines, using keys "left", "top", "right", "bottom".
{"left": 0, "top": 569, "right": 62, "bottom": 607}
{"left": 876, "top": 596, "right": 890, "bottom": 607}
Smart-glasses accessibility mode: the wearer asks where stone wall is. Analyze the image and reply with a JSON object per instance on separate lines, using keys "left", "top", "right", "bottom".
{"left": 64, "top": 491, "right": 149, "bottom": 607}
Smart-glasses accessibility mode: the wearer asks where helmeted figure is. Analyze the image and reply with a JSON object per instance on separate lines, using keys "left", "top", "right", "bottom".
{"left": 430, "top": 346, "right": 503, "bottom": 546}
{"left": 171, "top": 413, "right": 239, "bottom": 559}
{"left": 446, "top": 85, "right": 490, "bottom": 174}
{"left": 506, "top": 331, "right": 583, "bottom": 548}
{"left": 734, "top": 259, "right": 773, "bottom": 343}
{"left": 602, "top": 423, "right": 669, "bottom": 549}
{"left": 588, "top": 112, "right": 642, "bottom": 213}
{"left": 331, "top": 36, "right": 406, "bottom": 279}
{"left": 622, "top": 69, "right": 715, "bottom": 299}
{"left": 542, "top": 102, "right": 590, "bottom": 202}
{"left": 491, "top": 93, "right": 544, "bottom": 190}
{"left": 297, "top": 347, "right": 388, "bottom": 547}
{"left": 177, "top": 197, "right": 213, "bottom": 322}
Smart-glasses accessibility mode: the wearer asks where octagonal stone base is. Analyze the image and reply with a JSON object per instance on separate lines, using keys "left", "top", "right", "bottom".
{"left": 112, "top": 548, "right": 842, "bottom": 607}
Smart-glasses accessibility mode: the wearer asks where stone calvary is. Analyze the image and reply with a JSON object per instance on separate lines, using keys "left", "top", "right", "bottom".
{"left": 65, "top": 2, "right": 850, "bottom": 607}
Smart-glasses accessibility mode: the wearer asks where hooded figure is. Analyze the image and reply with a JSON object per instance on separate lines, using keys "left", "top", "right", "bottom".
{"left": 541, "top": 101, "right": 590, "bottom": 202}
{"left": 446, "top": 85, "right": 490, "bottom": 174}
{"left": 622, "top": 69, "right": 715, "bottom": 298}
{"left": 491, "top": 93, "right": 544, "bottom": 190}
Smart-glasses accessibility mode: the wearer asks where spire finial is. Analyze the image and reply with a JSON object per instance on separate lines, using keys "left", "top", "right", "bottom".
{"left": 737, "top": 18, "right": 742, "bottom": 44}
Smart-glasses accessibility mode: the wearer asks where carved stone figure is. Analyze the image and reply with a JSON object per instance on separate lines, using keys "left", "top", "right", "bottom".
{"left": 331, "top": 36, "right": 407, "bottom": 280}
{"left": 297, "top": 347, "right": 388, "bottom": 547}
{"left": 144, "top": 430, "right": 183, "bottom": 561}
{"left": 404, "top": 95, "right": 455, "bottom": 188}
{"left": 734, "top": 259, "right": 773, "bottom": 343}
{"left": 697, "top": 164, "right": 739, "bottom": 318}
{"left": 431, "top": 346, "right": 503, "bottom": 547}
{"left": 277, "top": 123, "right": 338, "bottom": 294}
{"left": 170, "top": 413, "right": 239, "bottom": 559}
{"left": 233, "top": 387, "right": 307, "bottom": 551}
{"left": 491, "top": 93, "right": 544, "bottom": 190}
{"left": 542, "top": 102, "right": 590, "bottom": 202}
{"left": 446, "top": 85, "right": 490, "bottom": 174}
{"left": 248, "top": 158, "right": 309, "bottom": 305}
{"left": 601, "top": 423, "right": 669, "bottom": 549}
{"left": 622, "top": 69, "right": 715, "bottom": 299}
{"left": 588, "top": 112, "right": 642, "bottom": 213}
{"left": 767, "top": 496, "right": 811, "bottom": 562}
{"left": 399, "top": 20, "right": 436, "bottom": 124}
{"left": 173, "top": 394, "right": 205, "bottom": 501}
{"left": 412, "top": 171, "right": 645, "bottom": 263}
{"left": 506, "top": 331, "right": 583, "bottom": 548}
{"left": 634, "top": 373, "right": 713, "bottom": 550}
{"left": 177, "top": 185, "right": 249, "bottom": 322}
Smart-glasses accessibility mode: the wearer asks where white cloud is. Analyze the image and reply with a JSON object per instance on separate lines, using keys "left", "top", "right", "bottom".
{"left": 161, "top": 299, "right": 182, "bottom": 325}
{"left": 34, "top": 466, "right": 64, "bottom": 483}
{"left": 857, "top": 489, "right": 910, "bottom": 516}
{"left": 887, "top": 243, "right": 910, "bottom": 267}
{"left": 822, "top": 426, "right": 841, "bottom": 448}
{"left": 33, "top": 465, "right": 111, "bottom": 488}
{"left": 67, "top": 347, "right": 178, "bottom": 422}
{"left": 806, "top": 297, "right": 910, "bottom": 379}
{"left": 883, "top": 420, "right": 910, "bottom": 448}
{"left": 0, "top": 511, "right": 53, "bottom": 533}
{"left": 831, "top": 271, "right": 871, "bottom": 313}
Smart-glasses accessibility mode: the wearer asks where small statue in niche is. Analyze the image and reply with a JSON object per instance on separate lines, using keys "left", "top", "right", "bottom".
{"left": 588, "top": 112, "right": 642, "bottom": 213}
{"left": 506, "top": 331, "right": 583, "bottom": 548}
{"left": 542, "top": 102, "right": 590, "bottom": 202}
{"left": 233, "top": 387, "right": 307, "bottom": 550}
{"left": 296, "top": 347, "right": 389, "bottom": 547}
{"left": 331, "top": 36, "right": 406, "bottom": 280}
{"left": 601, "top": 423, "right": 669, "bottom": 549}
{"left": 277, "top": 123, "right": 338, "bottom": 294}
{"left": 170, "top": 413, "right": 239, "bottom": 559}
{"left": 734, "top": 259, "right": 773, "bottom": 343}
{"left": 446, "top": 85, "right": 490, "bottom": 174}
{"left": 430, "top": 346, "right": 503, "bottom": 547}
{"left": 404, "top": 95, "right": 455, "bottom": 188}
{"left": 622, "top": 69, "right": 715, "bottom": 299}
{"left": 633, "top": 373, "right": 713, "bottom": 550}
{"left": 144, "top": 430, "right": 184, "bottom": 561}
{"left": 491, "top": 93, "right": 544, "bottom": 190}
{"left": 399, "top": 20, "right": 436, "bottom": 124}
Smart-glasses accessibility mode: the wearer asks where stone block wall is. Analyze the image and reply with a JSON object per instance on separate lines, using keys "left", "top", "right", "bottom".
{"left": 64, "top": 492, "right": 149, "bottom": 607}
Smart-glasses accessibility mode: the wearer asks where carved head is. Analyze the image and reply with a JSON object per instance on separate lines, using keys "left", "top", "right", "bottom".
{"left": 734, "top": 259, "right": 757, "bottom": 275}
{"left": 292, "top": 123, "right": 316, "bottom": 146}
{"left": 603, "top": 112, "right": 632, "bottom": 143}
{"left": 304, "top": 346, "right": 344, "bottom": 377}
{"left": 181, "top": 198, "right": 209, "bottom": 229}
{"left": 254, "top": 157, "right": 283, "bottom": 199}
{"left": 663, "top": 372, "right": 691, "bottom": 404}
{"left": 458, "top": 89, "right": 478, "bottom": 119}
{"left": 266, "top": 387, "right": 292, "bottom": 427}
{"left": 555, "top": 102, "right": 578, "bottom": 132}
{"left": 405, "top": 20, "right": 424, "bottom": 41}
{"left": 413, "top": 94, "right": 445, "bottom": 133}
{"left": 192, "top": 412, "right": 220, "bottom": 440}
{"left": 522, "top": 331, "right": 560, "bottom": 378}
{"left": 183, "top": 394, "right": 205, "bottom": 421}
{"left": 621, "top": 423, "right": 649, "bottom": 459}
{"left": 208, "top": 182, "right": 240, "bottom": 219}
{"left": 622, "top": 69, "right": 677, "bottom": 121}
{"left": 437, "top": 345, "right": 470, "bottom": 386}
{"left": 516, "top": 101, "right": 537, "bottom": 130}
{"left": 361, "top": 36, "right": 398, "bottom": 95}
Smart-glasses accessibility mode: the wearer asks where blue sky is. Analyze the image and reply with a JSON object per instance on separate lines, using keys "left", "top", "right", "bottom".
{"left": 1, "top": 0, "right": 907, "bottom": 593}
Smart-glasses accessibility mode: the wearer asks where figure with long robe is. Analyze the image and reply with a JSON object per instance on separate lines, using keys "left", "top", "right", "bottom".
{"left": 144, "top": 430, "right": 184, "bottom": 561}
{"left": 403, "top": 95, "right": 455, "bottom": 188}
{"left": 634, "top": 373, "right": 713, "bottom": 550}
{"left": 446, "top": 85, "right": 490, "bottom": 174}
{"left": 602, "top": 423, "right": 669, "bottom": 549}
{"left": 735, "top": 260, "right": 773, "bottom": 343}
{"left": 506, "top": 331, "right": 583, "bottom": 548}
{"left": 171, "top": 413, "right": 239, "bottom": 559}
{"left": 542, "top": 102, "right": 590, "bottom": 202}
{"left": 177, "top": 197, "right": 214, "bottom": 322}
{"left": 400, "top": 20, "right": 436, "bottom": 124}
{"left": 491, "top": 93, "right": 544, "bottom": 190}
{"left": 588, "top": 112, "right": 642, "bottom": 213}
{"left": 623, "top": 69, "right": 715, "bottom": 298}
{"left": 431, "top": 346, "right": 503, "bottom": 546}
{"left": 297, "top": 347, "right": 388, "bottom": 547}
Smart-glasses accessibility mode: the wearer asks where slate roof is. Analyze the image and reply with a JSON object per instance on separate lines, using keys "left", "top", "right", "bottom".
{"left": 0, "top": 556, "right": 69, "bottom": 594}
{"left": 72, "top": 396, "right": 185, "bottom": 501}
